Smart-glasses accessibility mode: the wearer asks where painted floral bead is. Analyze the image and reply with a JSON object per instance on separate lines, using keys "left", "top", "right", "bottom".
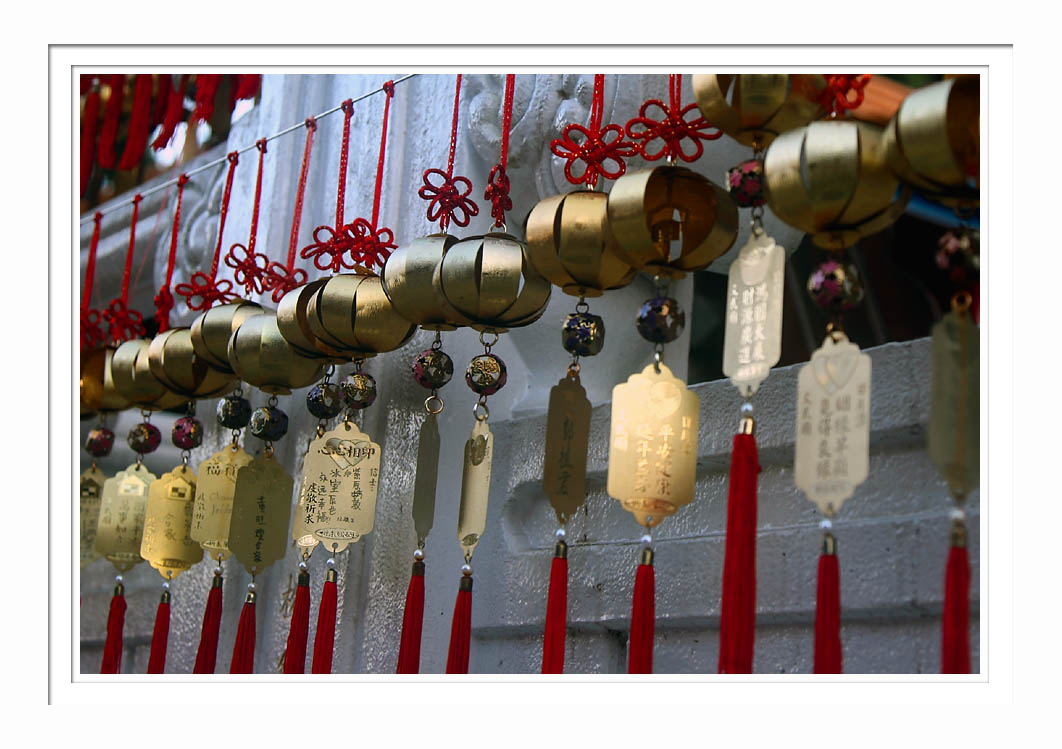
{"left": 727, "top": 159, "right": 766, "bottom": 208}
{"left": 636, "top": 297, "right": 685, "bottom": 343}
{"left": 411, "top": 349, "right": 454, "bottom": 390}
{"left": 562, "top": 312, "right": 606, "bottom": 357}
{"left": 306, "top": 383, "right": 344, "bottom": 419}
{"left": 249, "top": 406, "right": 289, "bottom": 441}
{"left": 127, "top": 422, "right": 162, "bottom": 454}
{"left": 807, "top": 259, "right": 864, "bottom": 312}
{"left": 85, "top": 427, "right": 115, "bottom": 458}
{"left": 342, "top": 373, "right": 378, "bottom": 410}
{"left": 217, "top": 394, "right": 252, "bottom": 429}
{"left": 172, "top": 416, "right": 203, "bottom": 450}
{"left": 465, "top": 353, "right": 507, "bottom": 396}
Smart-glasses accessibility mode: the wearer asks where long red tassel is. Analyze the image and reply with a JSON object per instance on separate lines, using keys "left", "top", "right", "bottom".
{"left": 99, "top": 579, "right": 126, "bottom": 674}
{"left": 80, "top": 83, "right": 100, "bottom": 196}
{"left": 445, "top": 574, "right": 473, "bottom": 674}
{"left": 814, "top": 534, "right": 842, "bottom": 674}
{"left": 151, "top": 73, "right": 171, "bottom": 130}
{"left": 190, "top": 74, "right": 222, "bottom": 126}
{"left": 234, "top": 74, "right": 261, "bottom": 102}
{"left": 541, "top": 541, "right": 568, "bottom": 674}
{"left": 229, "top": 590, "right": 257, "bottom": 674}
{"left": 941, "top": 521, "right": 971, "bottom": 673}
{"left": 153, "top": 75, "right": 187, "bottom": 151}
{"left": 193, "top": 570, "right": 223, "bottom": 674}
{"left": 396, "top": 557, "right": 426, "bottom": 674}
{"left": 147, "top": 587, "right": 171, "bottom": 674}
{"left": 282, "top": 568, "right": 311, "bottom": 674}
{"left": 118, "top": 74, "right": 153, "bottom": 170}
{"left": 628, "top": 552, "right": 655, "bottom": 674}
{"left": 311, "top": 570, "right": 338, "bottom": 674}
{"left": 718, "top": 431, "right": 761, "bottom": 673}
{"left": 97, "top": 74, "right": 125, "bottom": 170}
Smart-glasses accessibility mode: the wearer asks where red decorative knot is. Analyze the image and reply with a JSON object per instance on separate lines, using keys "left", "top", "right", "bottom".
{"left": 342, "top": 218, "right": 395, "bottom": 272}
{"left": 174, "top": 273, "right": 238, "bottom": 312}
{"left": 103, "top": 298, "right": 145, "bottom": 343}
{"left": 626, "top": 74, "right": 723, "bottom": 163}
{"left": 484, "top": 165, "right": 512, "bottom": 227}
{"left": 818, "top": 74, "right": 872, "bottom": 118}
{"left": 224, "top": 242, "right": 270, "bottom": 295}
{"left": 419, "top": 169, "right": 478, "bottom": 229}
{"left": 80, "top": 308, "right": 106, "bottom": 351}
{"left": 153, "top": 286, "right": 175, "bottom": 329}
{"left": 552, "top": 122, "right": 635, "bottom": 188}
{"left": 301, "top": 224, "right": 359, "bottom": 274}
{"left": 263, "top": 262, "right": 308, "bottom": 304}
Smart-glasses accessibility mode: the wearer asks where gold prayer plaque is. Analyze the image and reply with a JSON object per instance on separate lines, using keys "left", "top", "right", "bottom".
{"left": 607, "top": 363, "right": 699, "bottom": 528}
{"left": 191, "top": 446, "right": 253, "bottom": 561}
{"left": 141, "top": 464, "right": 203, "bottom": 579}
{"left": 229, "top": 451, "right": 294, "bottom": 575}
{"left": 95, "top": 463, "right": 154, "bottom": 573}
{"left": 794, "top": 333, "right": 872, "bottom": 515}
{"left": 294, "top": 423, "right": 381, "bottom": 554}
{"left": 929, "top": 309, "right": 979, "bottom": 502}
{"left": 722, "top": 232, "right": 785, "bottom": 397}
{"left": 412, "top": 414, "right": 440, "bottom": 545}
{"left": 458, "top": 419, "right": 493, "bottom": 560}
{"left": 543, "top": 375, "right": 592, "bottom": 522}
{"left": 80, "top": 465, "right": 106, "bottom": 568}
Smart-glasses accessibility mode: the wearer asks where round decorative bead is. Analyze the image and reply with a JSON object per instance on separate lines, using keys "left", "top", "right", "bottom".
{"left": 85, "top": 427, "right": 115, "bottom": 458}
{"left": 306, "top": 382, "right": 344, "bottom": 419}
{"left": 640, "top": 534, "right": 653, "bottom": 546}
{"left": 326, "top": 557, "right": 336, "bottom": 568}
{"left": 807, "top": 260, "right": 865, "bottom": 312}
{"left": 636, "top": 297, "right": 685, "bottom": 344}
{"left": 461, "top": 563, "right": 473, "bottom": 576}
{"left": 555, "top": 527, "right": 566, "bottom": 540}
{"left": 217, "top": 394, "right": 252, "bottom": 429}
{"left": 413, "top": 548, "right": 425, "bottom": 561}
{"left": 172, "top": 416, "right": 203, "bottom": 450}
{"left": 727, "top": 158, "right": 767, "bottom": 207}
{"left": 249, "top": 406, "right": 289, "bottom": 441}
{"left": 341, "top": 372, "right": 378, "bottom": 410}
{"left": 740, "top": 401, "right": 754, "bottom": 415}
{"left": 562, "top": 312, "right": 606, "bottom": 357}
{"left": 247, "top": 582, "right": 256, "bottom": 591}
{"left": 162, "top": 581, "right": 170, "bottom": 590}
{"left": 935, "top": 229, "right": 980, "bottom": 283}
{"left": 127, "top": 422, "right": 162, "bottom": 454}
{"left": 465, "top": 353, "right": 508, "bottom": 396}
{"left": 115, "top": 575, "right": 123, "bottom": 584}
{"left": 298, "top": 561, "right": 308, "bottom": 571}
{"left": 950, "top": 507, "right": 966, "bottom": 521}
{"left": 411, "top": 348, "right": 454, "bottom": 390}
{"left": 819, "top": 518, "right": 833, "bottom": 531}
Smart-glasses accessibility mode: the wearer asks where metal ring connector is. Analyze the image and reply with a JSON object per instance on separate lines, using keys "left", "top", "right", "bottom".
{"left": 472, "top": 400, "right": 490, "bottom": 422}
{"left": 425, "top": 394, "right": 444, "bottom": 415}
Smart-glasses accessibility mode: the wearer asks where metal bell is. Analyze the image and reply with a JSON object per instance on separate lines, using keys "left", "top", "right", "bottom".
{"left": 692, "top": 73, "right": 828, "bottom": 148}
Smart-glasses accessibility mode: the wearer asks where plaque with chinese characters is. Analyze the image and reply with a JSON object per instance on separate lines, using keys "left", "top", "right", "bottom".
{"left": 722, "top": 232, "right": 785, "bottom": 397}
{"left": 607, "top": 363, "right": 699, "bottom": 528}
{"left": 294, "top": 423, "right": 380, "bottom": 554}
{"left": 229, "top": 451, "right": 294, "bottom": 575}
{"left": 80, "top": 465, "right": 106, "bottom": 568}
{"left": 191, "top": 446, "right": 253, "bottom": 561}
{"left": 543, "top": 375, "right": 591, "bottom": 523}
{"left": 458, "top": 419, "right": 492, "bottom": 560}
{"left": 412, "top": 414, "right": 440, "bottom": 546}
{"left": 794, "top": 333, "right": 872, "bottom": 515}
{"left": 929, "top": 308, "right": 979, "bottom": 502}
{"left": 141, "top": 464, "right": 203, "bottom": 579}
{"left": 95, "top": 462, "right": 154, "bottom": 572}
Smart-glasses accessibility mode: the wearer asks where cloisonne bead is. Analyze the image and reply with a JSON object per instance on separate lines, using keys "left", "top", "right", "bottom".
{"left": 249, "top": 406, "right": 289, "bottom": 441}
{"left": 306, "top": 383, "right": 344, "bottom": 419}
{"left": 85, "top": 427, "right": 115, "bottom": 458}
{"left": 561, "top": 312, "right": 605, "bottom": 357}
{"left": 217, "top": 394, "right": 252, "bottom": 429}
{"left": 807, "top": 259, "right": 865, "bottom": 312}
{"left": 127, "top": 422, "right": 162, "bottom": 454}
{"left": 726, "top": 158, "right": 766, "bottom": 207}
{"left": 411, "top": 349, "right": 454, "bottom": 390}
{"left": 342, "top": 372, "right": 378, "bottom": 410}
{"left": 636, "top": 297, "right": 685, "bottom": 344}
{"left": 172, "top": 416, "right": 203, "bottom": 450}
{"left": 465, "top": 353, "right": 507, "bottom": 396}
{"left": 935, "top": 229, "right": 980, "bottom": 283}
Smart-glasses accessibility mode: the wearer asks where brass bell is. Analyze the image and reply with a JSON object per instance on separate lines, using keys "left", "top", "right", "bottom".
{"left": 764, "top": 120, "right": 909, "bottom": 250}
{"left": 526, "top": 190, "right": 637, "bottom": 298}
{"left": 147, "top": 327, "right": 236, "bottom": 400}
{"left": 227, "top": 310, "right": 325, "bottom": 395}
{"left": 189, "top": 300, "right": 265, "bottom": 375}
{"left": 607, "top": 166, "right": 739, "bottom": 278}
{"left": 438, "top": 231, "right": 552, "bottom": 333}
{"left": 110, "top": 338, "right": 187, "bottom": 410}
{"left": 276, "top": 278, "right": 348, "bottom": 361}
{"left": 381, "top": 233, "right": 474, "bottom": 329}
{"left": 303, "top": 274, "right": 417, "bottom": 359}
{"left": 883, "top": 75, "right": 979, "bottom": 207}
{"left": 692, "top": 74, "right": 827, "bottom": 148}
{"left": 80, "top": 346, "right": 130, "bottom": 414}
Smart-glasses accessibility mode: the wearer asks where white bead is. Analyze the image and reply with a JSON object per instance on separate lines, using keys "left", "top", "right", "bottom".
{"left": 115, "top": 575, "right": 123, "bottom": 584}
{"left": 247, "top": 582, "right": 256, "bottom": 591}
{"left": 740, "top": 401, "right": 754, "bottom": 414}
{"left": 161, "top": 582, "right": 170, "bottom": 590}
{"left": 950, "top": 508, "right": 966, "bottom": 521}
{"left": 819, "top": 518, "right": 833, "bottom": 531}
{"left": 555, "top": 527, "right": 566, "bottom": 540}
{"left": 326, "top": 557, "right": 336, "bottom": 568}
{"left": 298, "top": 561, "right": 308, "bottom": 571}
{"left": 461, "top": 563, "right": 472, "bottom": 576}
{"left": 640, "top": 534, "right": 652, "bottom": 546}
{"left": 413, "top": 548, "right": 424, "bottom": 561}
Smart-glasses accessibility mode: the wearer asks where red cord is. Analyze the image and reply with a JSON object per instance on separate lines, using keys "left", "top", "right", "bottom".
{"left": 447, "top": 75, "right": 462, "bottom": 178}
{"left": 224, "top": 139, "right": 270, "bottom": 296}
{"left": 551, "top": 74, "right": 635, "bottom": 188}
{"left": 625, "top": 73, "right": 723, "bottom": 163}
{"left": 500, "top": 75, "right": 515, "bottom": 169}
{"left": 485, "top": 74, "right": 516, "bottom": 227}
{"left": 80, "top": 212, "right": 106, "bottom": 351}
{"left": 175, "top": 152, "right": 240, "bottom": 311}
{"left": 369, "top": 81, "right": 394, "bottom": 232}
{"left": 818, "top": 75, "right": 872, "bottom": 118}
{"left": 419, "top": 74, "right": 478, "bottom": 231}
{"left": 264, "top": 118, "right": 315, "bottom": 302}
{"left": 300, "top": 101, "right": 358, "bottom": 274}
{"left": 337, "top": 99, "right": 353, "bottom": 228}
{"left": 154, "top": 174, "right": 189, "bottom": 331}
{"left": 103, "top": 195, "right": 146, "bottom": 343}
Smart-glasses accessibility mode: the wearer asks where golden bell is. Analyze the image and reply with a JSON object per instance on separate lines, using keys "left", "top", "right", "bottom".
{"left": 764, "top": 120, "right": 910, "bottom": 250}
{"left": 438, "top": 231, "right": 552, "bottom": 333}
{"left": 227, "top": 310, "right": 325, "bottom": 395}
{"left": 381, "top": 233, "right": 474, "bottom": 329}
{"left": 883, "top": 75, "right": 979, "bottom": 207}
{"left": 110, "top": 339, "right": 187, "bottom": 410}
{"left": 526, "top": 190, "right": 637, "bottom": 298}
{"left": 606, "top": 166, "right": 739, "bottom": 279}
{"left": 80, "top": 346, "right": 130, "bottom": 414}
{"left": 692, "top": 73, "right": 827, "bottom": 148}
{"left": 189, "top": 300, "right": 265, "bottom": 375}
{"left": 276, "top": 278, "right": 348, "bottom": 361}
{"left": 147, "top": 327, "right": 236, "bottom": 399}
{"left": 302, "top": 274, "right": 417, "bottom": 360}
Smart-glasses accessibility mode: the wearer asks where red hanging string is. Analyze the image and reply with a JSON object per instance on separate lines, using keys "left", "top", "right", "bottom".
{"left": 311, "top": 573, "right": 338, "bottom": 674}
{"left": 118, "top": 74, "right": 154, "bottom": 171}
{"left": 97, "top": 74, "right": 125, "bottom": 170}
{"left": 193, "top": 571, "right": 224, "bottom": 674}
{"left": 146, "top": 589, "right": 171, "bottom": 674}
{"left": 224, "top": 139, "right": 270, "bottom": 296}
{"left": 190, "top": 74, "right": 222, "bottom": 126}
{"left": 282, "top": 569, "right": 311, "bottom": 674}
{"left": 814, "top": 539, "right": 842, "bottom": 674}
{"left": 419, "top": 74, "right": 478, "bottom": 231}
{"left": 396, "top": 558, "right": 426, "bottom": 674}
{"left": 627, "top": 559, "right": 655, "bottom": 674}
{"left": 103, "top": 194, "right": 146, "bottom": 343}
{"left": 941, "top": 524, "right": 971, "bottom": 673}
{"left": 484, "top": 75, "right": 516, "bottom": 227}
{"left": 626, "top": 73, "right": 723, "bottom": 163}
{"left": 153, "top": 75, "right": 188, "bottom": 151}
{"left": 344, "top": 80, "right": 397, "bottom": 272}
{"left": 229, "top": 594, "right": 257, "bottom": 674}
{"left": 541, "top": 544, "right": 568, "bottom": 674}
{"left": 818, "top": 74, "right": 872, "bottom": 118}
{"left": 265, "top": 118, "right": 315, "bottom": 302}
{"left": 175, "top": 152, "right": 240, "bottom": 311}
{"left": 445, "top": 575, "right": 473, "bottom": 674}
{"left": 234, "top": 74, "right": 261, "bottom": 103}
{"left": 80, "top": 81, "right": 100, "bottom": 196}
{"left": 154, "top": 173, "right": 189, "bottom": 332}
{"left": 301, "top": 100, "right": 359, "bottom": 274}
{"left": 80, "top": 212, "right": 105, "bottom": 351}
{"left": 99, "top": 583, "right": 126, "bottom": 674}
{"left": 551, "top": 74, "right": 636, "bottom": 189}
{"left": 152, "top": 74, "right": 171, "bottom": 130}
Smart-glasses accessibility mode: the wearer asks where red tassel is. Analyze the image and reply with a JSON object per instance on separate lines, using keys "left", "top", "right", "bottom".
{"left": 396, "top": 558, "right": 426, "bottom": 674}
{"left": 153, "top": 75, "right": 187, "bottom": 151}
{"left": 718, "top": 431, "right": 761, "bottom": 673}
{"left": 541, "top": 542, "right": 568, "bottom": 674}
{"left": 234, "top": 74, "right": 261, "bottom": 102}
{"left": 190, "top": 74, "right": 222, "bottom": 126}
{"left": 311, "top": 571, "right": 338, "bottom": 674}
{"left": 80, "top": 84, "right": 100, "bottom": 196}
{"left": 118, "top": 74, "right": 153, "bottom": 171}
{"left": 445, "top": 574, "right": 473, "bottom": 674}
{"left": 814, "top": 536, "right": 842, "bottom": 674}
{"left": 97, "top": 74, "right": 125, "bottom": 170}
{"left": 100, "top": 581, "right": 126, "bottom": 673}
{"left": 941, "top": 522, "right": 971, "bottom": 673}
{"left": 229, "top": 592, "right": 257, "bottom": 674}
{"left": 152, "top": 74, "right": 171, "bottom": 129}
{"left": 147, "top": 588, "right": 171, "bottom": 674}
{"left": 628, "top": 555, "right": 655, "bottom": 674}
{"left": 282, "top": 570, "right": 311, "bottom": 674}
{"left": 193, "top": 571, "right": 223, "bottom": 674}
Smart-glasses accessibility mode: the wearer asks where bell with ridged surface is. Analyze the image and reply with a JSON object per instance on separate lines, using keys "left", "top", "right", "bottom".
{"left": 298, "top": 274, "right": 417, "bottom": 361}
{"left": 110, "top": 338, "right": 186, "bottom": 410}
{"left": 148, "top": 327, "right": 236, "bottom": 400}
{"left": 227, "top": 311, "right": 325, "bottom": 395}
{"left": 692, "top": 74, "right": 827, "bottom": 148}
{"left": 81, "top": 345, "right": 130, "bottom": 414}
{"left": 189, "top": 299, "right": 265, "bottom": 375}
{"left": 276, "top": 278, "right": 348, "bottom": 361}
{"left": 381, "top": 233, "right": 474, "bottom": 330}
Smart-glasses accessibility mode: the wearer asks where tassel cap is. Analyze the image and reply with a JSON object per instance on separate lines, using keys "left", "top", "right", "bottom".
{"left": 244, "top": 590, "right": 257, "bottom": 604}
{"left": 411, "top": 560, "right": 426, "bottom": 576}
{"left": 821, "top": 531, "right": 837, "bottom": 556}
{"left": 640, "top": 547, "right": 655, "bottom": 566}
{"left": 554, "top": 539, "right": 568, "bottom": 559}
{"left": 950, "top": 519, "right": 967, "bottom": 548}
{"left": 326, "top": 568, "right": 338, "bottom": 584}
{"left": 458, "top": 575, "right": 474, "bottom": 592}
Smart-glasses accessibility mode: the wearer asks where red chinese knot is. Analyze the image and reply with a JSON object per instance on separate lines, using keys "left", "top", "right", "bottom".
{"left": 625, "top": 74, "right": 723, "bottom": 163}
